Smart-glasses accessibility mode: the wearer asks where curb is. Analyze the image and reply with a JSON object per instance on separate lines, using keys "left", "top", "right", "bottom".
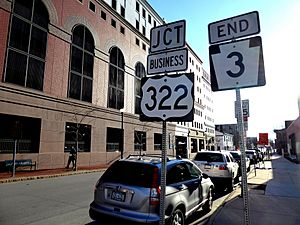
{"left": 0, "top": 169, "right": 105, "bottom": 184}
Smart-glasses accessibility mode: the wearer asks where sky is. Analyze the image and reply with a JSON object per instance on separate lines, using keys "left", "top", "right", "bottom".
{"left": 148, "top": 0, "right": 300, "bottom": 140}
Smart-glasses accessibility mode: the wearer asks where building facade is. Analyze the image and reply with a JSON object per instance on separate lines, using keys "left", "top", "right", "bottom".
{"left": 215, "top": 131, "right": 234, "bottom": 151}
{"left": 0, "top": 0, "right": 213, "bottom": 169}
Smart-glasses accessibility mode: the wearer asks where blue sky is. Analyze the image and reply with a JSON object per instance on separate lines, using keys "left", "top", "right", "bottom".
{"left": 148, "top": 0, "right": 300, "bottom": 140}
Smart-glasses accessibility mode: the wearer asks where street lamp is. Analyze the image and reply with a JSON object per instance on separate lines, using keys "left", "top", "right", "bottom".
{"left": 120, "top": 108, "right": 125, "bottom": 159}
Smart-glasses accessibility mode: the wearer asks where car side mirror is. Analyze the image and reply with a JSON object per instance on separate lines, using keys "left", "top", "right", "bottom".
{"left": 202, "top": 173, "right": 209, "bottom": 179}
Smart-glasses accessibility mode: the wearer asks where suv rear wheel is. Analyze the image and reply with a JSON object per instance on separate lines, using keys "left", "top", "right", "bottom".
{"left": 203, "top": 187, "right": 213, "bottom": 213}
{"left": 227, "top": 177, "right": 234, "bottom": 192}
{"left": 169, "top": 208, "right": 185, "bottom": 225}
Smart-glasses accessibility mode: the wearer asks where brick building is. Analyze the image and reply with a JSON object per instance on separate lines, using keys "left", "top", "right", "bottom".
{"left": 0, "top": 0, "right": 213, "bottom": 169}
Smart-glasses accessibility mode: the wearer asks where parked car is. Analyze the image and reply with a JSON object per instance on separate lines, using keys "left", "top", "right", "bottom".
{"left": 229, "top": 151, "right": 251, "bottom": 174}
{"left": 245, "top": 150, "right": 258, "bottom": 164}
{"left": 254, "top": 149, "right": 263, "bottom": 162}
{"left": 89, "top": 154, "right": 215, "bottom": 225}
{"left": 193, "top": 150, "right": 239, "bottom": 191}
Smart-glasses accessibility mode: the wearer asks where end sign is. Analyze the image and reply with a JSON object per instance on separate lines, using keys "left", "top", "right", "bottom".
{"left": 208, "top": 11, "right": 260, "bottom": 44}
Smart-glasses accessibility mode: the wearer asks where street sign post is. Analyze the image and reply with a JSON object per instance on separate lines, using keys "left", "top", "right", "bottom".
{"left": 208, "top": 11, "right": 265, "bottom": 225}
{"left": 208, "top": 11, "right": 260, "bottom": 44}
{"left": 145, "top": 19, "right": 189, "bottom": 225}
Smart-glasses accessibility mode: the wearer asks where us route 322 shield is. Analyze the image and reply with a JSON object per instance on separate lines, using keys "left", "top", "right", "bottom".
{"left": 140, "top": 73, "right": 194, "bottom": 122}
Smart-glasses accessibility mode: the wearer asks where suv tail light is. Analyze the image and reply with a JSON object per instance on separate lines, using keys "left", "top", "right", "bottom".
{"left": 219, "top": 164, "right": 228, "bottom": 170}
{"left": 150, "top": 167, "right": 160, "bottom": 205}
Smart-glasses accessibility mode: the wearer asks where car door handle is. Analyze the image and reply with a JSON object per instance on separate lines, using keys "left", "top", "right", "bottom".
{"left": 178, "top": 184, "right": 185, "bottom": 190}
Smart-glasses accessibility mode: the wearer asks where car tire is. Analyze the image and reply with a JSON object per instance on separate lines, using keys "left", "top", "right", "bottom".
{"left": 169, "top": 208, "right": 185, "bottom": 225}
{"left": 227, "top": 177, "right": 234, "bottom": 192}
{"left": 203, "top": 187, "right": 213, "bottom": 213}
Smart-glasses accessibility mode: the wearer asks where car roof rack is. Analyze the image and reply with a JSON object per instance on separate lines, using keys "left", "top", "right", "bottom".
{"left": 126, "top": 154, "right": 181, "bottom": 162}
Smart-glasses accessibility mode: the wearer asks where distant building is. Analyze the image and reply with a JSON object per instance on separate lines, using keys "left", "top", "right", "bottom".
{"left": 246, "top": 137, "right": 258, "bottom": 149}
{"left": 286, "top": 118, "right": 300, "bottom": 163}
{"left": 274, "top": 120, "right": 294, "bottom": 156}
{"left": 215, "top": 131, "right": 234, "bottom": 151}
{"left": 215, "top": 124, "right": 239, "bottom": 149}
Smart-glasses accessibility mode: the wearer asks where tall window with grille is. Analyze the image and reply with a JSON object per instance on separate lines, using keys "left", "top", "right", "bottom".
{"left": 108, "top": 47, "right": 125, "bottom": 109}
{"left": 4, "top": 0, "right": 49, "bottom": 91}
{"left": 135, "top": 62, "right": 145, "bottom": 114}
{"left": 68, "top": 25, "right": 94, "bottom": 102}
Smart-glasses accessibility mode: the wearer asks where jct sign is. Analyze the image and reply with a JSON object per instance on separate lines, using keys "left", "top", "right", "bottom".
{"left": 150, "top": 20, "right": 186, "bottom": 53}
{"left": 147, "top": 20, "right": 187, "bottom": 75}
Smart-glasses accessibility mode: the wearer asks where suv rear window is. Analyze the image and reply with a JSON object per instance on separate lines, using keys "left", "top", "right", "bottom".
{"left": 194, "top": 153, "right": 224, "bottom": 162}
{"left": 100, "top": 161, "right": 156, "bottom": 187}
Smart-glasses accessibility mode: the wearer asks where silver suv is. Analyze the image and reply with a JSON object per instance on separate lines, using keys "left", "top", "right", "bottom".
{"left": 89, "top": 155, "right": 214, "bottom": 225}
{"left": 193, "top": 151, "right": 239, "bottom": 191}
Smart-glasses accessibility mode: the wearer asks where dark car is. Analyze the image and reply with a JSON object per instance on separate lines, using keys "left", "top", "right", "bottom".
{"left": 229, "top": 151, "right": 251, "bottom": 174}
{"left": 89, "top": 154, "right": 215, "bottom": 225}
{"left": 245, "top": 150, "right": 258, "bottom": 164}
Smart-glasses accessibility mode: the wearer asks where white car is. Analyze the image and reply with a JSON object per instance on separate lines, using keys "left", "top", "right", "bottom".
{"left": 193, "top": 150, "right": 239, "bottom": 191}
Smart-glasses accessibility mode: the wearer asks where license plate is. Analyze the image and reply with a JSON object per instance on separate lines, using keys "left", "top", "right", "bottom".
{"left": 111, "top": 191, "right": 126, "bottom": 202}
{"left": 204, "top": 164, "right": 211, "bottom": 169}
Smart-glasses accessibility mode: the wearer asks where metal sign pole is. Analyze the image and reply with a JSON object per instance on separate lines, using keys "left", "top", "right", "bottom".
{"left": 159, "top": 121, "right": 167, "bottom": 225}
{"left": 12, "top": 139, "right": 17, "bottom": 177}
{"left": 236, "top": 88, "right": 251, "bottom": 225}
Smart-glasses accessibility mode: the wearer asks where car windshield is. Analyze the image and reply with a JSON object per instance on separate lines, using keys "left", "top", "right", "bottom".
{"left": 194, "top": 153, "right": 224, "bottom": 162}
{"left": 230, "top": 152, "right": 240, "bottom": 160}
{"left": 100, "top": 161, "right": 156, "bottom": 188}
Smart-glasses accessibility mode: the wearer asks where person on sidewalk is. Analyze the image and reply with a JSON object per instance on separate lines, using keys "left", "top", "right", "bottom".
{"left": 66, "top": 147, "right": 77, "bottom": 170}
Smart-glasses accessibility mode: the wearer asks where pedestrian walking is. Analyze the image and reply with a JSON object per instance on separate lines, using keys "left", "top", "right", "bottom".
{"left": 66, "top": 146, "right": 77, "bottom": 170}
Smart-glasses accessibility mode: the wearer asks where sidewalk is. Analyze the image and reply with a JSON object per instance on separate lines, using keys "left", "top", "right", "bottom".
{"left": 0, "top": 165, "right": 107, "bottom": 183}
{"left": 208, "top": 155, "right": 300, "bottom": 225}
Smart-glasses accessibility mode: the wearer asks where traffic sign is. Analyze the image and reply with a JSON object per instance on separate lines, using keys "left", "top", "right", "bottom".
{"left": 147, "top": 48, "right": 188, "bottom": 75}
{"left": 235, "top": 99, "right": 250, "bottom": 118}
{"left": 150, "top": 20, "right": 186, "bottom": 53}
{"left": 208, "top": 11, "right": 260, "bottom": 44}
{"left": 209, "top": 36, "right": 265, "bottom": 91}
{"left": 140, "top": 73, "right": 194, "bottom": 121}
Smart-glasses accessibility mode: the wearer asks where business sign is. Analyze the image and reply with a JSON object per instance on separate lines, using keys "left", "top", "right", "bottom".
{"left": 208, "top": 11, "right": 260, "bottom": 44}
{"left": 147, "top": 48, "right": 188, "bottom": 75}
{"left": 140, "top": 73, "right": 194, "bottom": 122}
{"left": 209, "top": 36, "right": 265, "bottom": 91}
{"left": 150, "top": 20, "right": 186, "bottom": 53}
{"left": 259, "top": 133, "right": 269, "bottom": 145}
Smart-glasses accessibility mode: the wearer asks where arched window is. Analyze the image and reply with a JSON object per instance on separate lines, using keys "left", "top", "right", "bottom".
{"left": 108, "top": 47, "right": 125, "bottom": 109}
{"left": 68, "top": 25, "right": 94, "bottom": 102}
{"left": 4, "top": 0, "right": 49, "bottom": 91}
{"left": 134, "top": 62, "right": 145, "bottom": 114}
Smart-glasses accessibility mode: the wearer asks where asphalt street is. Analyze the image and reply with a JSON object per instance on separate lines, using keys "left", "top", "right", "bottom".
{"left": 0, "top": 169, "right": 235, "bottom": 225}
